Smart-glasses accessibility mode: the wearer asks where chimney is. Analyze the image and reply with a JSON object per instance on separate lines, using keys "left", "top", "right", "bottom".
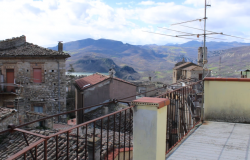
{"left": 58, "top": 41, "right": 63, "bottom": 52}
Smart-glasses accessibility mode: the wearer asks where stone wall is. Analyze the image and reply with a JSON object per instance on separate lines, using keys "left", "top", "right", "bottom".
{"left": 0, "top": 112, "right": 18, "bottom": 132}
{"left": 0, "top": 57, "right": 67, "bottom": 123}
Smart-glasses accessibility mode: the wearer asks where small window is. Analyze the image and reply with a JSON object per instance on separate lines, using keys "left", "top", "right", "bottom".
{"left": 34, "top": 106, "right": 43, "bottom": 113}
{"left": 27, "top": 69, "right": 29, "bottom": 72}
{"left": 52, "top": 70, "right": 54, "bottom": 72}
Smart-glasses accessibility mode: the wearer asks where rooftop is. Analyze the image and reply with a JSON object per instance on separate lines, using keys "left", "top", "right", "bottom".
{"left": 173, "top": 62, "right": 198, "bottom": 70}
{"left": 0, "top": 35, "right": 70, "bottom": 57}
{"left": 75, "top": 73, "right": 136, "bottom": 91}
{"left": 166, "top": 121, "right": 250, "bottom": 160}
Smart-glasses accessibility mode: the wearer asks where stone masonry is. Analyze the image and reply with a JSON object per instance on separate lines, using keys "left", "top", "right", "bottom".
{"left": 0, "top": 35, "right": 70, "bottom": 124}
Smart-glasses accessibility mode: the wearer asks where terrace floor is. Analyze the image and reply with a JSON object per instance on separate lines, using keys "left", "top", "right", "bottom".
{"left": 167, "top": 121, "right": 250, "bottom": 160}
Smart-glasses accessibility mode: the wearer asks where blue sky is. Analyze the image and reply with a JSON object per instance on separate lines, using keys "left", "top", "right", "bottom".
{"left": 1, "top": 0, "right": 249, "bottom": 47}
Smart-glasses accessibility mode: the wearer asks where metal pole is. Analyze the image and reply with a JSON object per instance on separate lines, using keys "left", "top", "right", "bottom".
{"left": 201, "top": 0, "right": 207, "bottom": 122}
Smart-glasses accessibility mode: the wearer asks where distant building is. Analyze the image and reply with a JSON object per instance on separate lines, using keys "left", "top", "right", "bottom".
{"left": 241, "top": 69, "right": 250, "bottom": 78}
{"left": 74, "top": 73, "right": 136, "bottom": 124}
{"left": 0, "top": 35, "right": 70, "bottom": 125}
{"left": 173, "top": 47, "right": 210, "bottom": 83}
{"left": 131, "top": 81, "right": 157, "bottom": 97}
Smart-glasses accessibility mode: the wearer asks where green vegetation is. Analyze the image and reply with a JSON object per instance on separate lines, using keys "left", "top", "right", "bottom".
{"left": 209, "top": 67, "right": 218, "bottom": 70}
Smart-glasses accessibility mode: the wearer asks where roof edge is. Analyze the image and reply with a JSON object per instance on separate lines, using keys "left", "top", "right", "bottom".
{"left": 204, "top": 77, "right": 250, "bottom": 82}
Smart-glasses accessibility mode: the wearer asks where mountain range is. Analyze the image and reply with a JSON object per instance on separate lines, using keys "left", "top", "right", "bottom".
{"left": 49, "top": 38, "right": 250, "bottom": 83}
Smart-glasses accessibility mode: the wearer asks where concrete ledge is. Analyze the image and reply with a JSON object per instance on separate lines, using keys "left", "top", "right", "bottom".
{"left": 204, "top": 77, "right": 250, "bottom": 82}
{"left": 132, "top": 97, "right": 170, "bottom": 109}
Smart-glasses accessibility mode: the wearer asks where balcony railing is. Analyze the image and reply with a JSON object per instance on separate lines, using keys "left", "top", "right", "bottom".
{"left": 1, "top": 103, "right": 133, "bottom": 160}
{"left": 0, "top": 79, "right": 201, "bottom": 160}
{"left": 157, "top": 80, "right": 202, "bottom": 151}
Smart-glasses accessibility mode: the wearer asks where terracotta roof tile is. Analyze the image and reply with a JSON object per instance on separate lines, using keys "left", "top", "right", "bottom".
{"left": 75, "top": 73, "right": 136, "bottom": 91}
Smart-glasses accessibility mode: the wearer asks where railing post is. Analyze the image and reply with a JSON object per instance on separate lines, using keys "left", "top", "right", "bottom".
{"left": 132, "top": 97, "right": 170, "bottom": 160}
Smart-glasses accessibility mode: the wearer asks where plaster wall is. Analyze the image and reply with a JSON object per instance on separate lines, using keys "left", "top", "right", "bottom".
{"left": 109, "top": 79, "right": 136, "bottom": 101}
{"left": 133, "top": 105, "right": 167, "bottom": 160}
{"left": 204, "top": 80, "right": 250, "bottom": 122}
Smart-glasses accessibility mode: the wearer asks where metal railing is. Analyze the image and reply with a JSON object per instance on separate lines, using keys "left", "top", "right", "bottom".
{"left": 157, "top": 80, "right": 202, "bottom": 151}
{"left": 2, "top": 106, "right": 133, "bottom": 160}
{"left": 0, "top": 78, "right": 201, "bottom": 160}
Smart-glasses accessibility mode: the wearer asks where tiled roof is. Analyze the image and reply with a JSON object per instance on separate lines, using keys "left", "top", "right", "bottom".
{"left": 0, "top": 107, "right": 17, "bottom": 122}
{"left": 173, "top": 62, "right": 197, "bottom": 70}
{"left": 0, "top": 36, "right": 70, "bottom": 57}
{"left": 0, "top": 128, "right": 133, "bottom": 160}
{"left": 75, "top": 73, "right": 136, "bottom": 91}
{"left": 0, "top": 129, "right": 87, "bottom": 160}
{"left": 182, "top": 65, "right": 200, "bottom": 71}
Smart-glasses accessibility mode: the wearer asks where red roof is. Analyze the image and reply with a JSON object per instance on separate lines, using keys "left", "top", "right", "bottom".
{"left": 75, "top": 73, "right": 136, "bottom": 91}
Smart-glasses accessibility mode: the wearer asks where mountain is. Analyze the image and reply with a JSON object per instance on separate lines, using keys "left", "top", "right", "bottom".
{"left": 72, "top": 55, "right": 140, "bottom": 80}
{"left": 207, "top": 46, "right": 250, "bottom": 77}
{"left": 49, "top": 38, "right": 250, "bottom": 83}
{"left": 168, "top": 41, "right": 250, "bottom": 51}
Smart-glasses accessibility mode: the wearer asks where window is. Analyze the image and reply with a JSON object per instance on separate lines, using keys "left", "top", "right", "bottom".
{"left": 199, "top": 74, "right": 202, "bottom": 80}
{"left": 33, "top": 68, "right": 42, "bottom": 83}
{"left": 34, "top": 106, "right": 43, "bottom": 113}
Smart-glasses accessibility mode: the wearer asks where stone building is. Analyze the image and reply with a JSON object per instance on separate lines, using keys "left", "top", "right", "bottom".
{"left": 74, "top": 73, "right": 136, "bottom": 124}
{"left": 131, "top": 81, "right": 157, "bottom": 97}
{"left": 173, "top": 47, "right": 210, "bottom": 83}
{"left": 0, "top": 35, "right": 70, "bottom": 124}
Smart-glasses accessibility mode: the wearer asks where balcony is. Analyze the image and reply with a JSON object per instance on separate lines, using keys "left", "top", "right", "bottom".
{"left": 0, "top": 84, "right": 20, "bottom": 95}
{"left": 1, "top": 78, "right": 248, "bottom": 160}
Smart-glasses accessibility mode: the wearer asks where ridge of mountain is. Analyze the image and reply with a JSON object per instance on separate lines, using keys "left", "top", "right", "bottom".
{"left": 72, "top": 55, "right": 140, "bottom": 80}
{"left": 168, "top": 40, "right": 250, "bottom": 50}
{"left": 49, "top": 38, "right": 250, "bottom": 83}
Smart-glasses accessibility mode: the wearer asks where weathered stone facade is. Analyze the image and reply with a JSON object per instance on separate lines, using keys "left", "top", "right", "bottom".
{"left": 0, "top": 35, "right": 70, "bottom": 124}
{"left": 0, "top": 107, "right": 17, "bottom": 131}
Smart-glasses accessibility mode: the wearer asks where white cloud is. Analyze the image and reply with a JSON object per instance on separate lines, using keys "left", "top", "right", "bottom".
{"left": 0, "top": 0, "right": 250, "bottom": 47}
{"left": 138, "top": 1, "right": 155, "bottom": 5}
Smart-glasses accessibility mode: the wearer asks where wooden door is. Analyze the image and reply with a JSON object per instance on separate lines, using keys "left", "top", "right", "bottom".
{"left": 6, "top": 69, "right": 14, "bottom": 92}
{"left": 33, "top": 68, "right": 42, "bottom": 83}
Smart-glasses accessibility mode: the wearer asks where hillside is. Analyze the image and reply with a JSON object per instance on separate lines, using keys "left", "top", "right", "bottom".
{"left": 207, "top": 46, "right": 250, "bottom": 77}
{"left": 49, "top": 38, "right": 250, "bottom": 83}
{"left": 72, "top": 55, "right": 140, "bottom": 80}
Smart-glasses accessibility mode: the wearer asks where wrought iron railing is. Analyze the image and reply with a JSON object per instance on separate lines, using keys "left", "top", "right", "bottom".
{"left": 157, "top": 80, "right": 203, "bottom": 152}
{"left": 1, "top": 106, "right": 133, "bottom": 160}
